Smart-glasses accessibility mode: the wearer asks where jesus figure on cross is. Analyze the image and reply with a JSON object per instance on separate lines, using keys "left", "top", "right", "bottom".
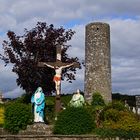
{"left": 38, "top": 45, "right": 80, "bottom": 113}
{"left": 43, "top": 62, "right": 75, "bottom": 95}
{"left": 38, "top": 45, "right": 79, "bottom": 96}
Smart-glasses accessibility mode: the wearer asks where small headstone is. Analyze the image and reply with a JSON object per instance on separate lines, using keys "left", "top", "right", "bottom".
{"left": 132, "top": 107, "right": 136, "bottom": 114}
{"left": 0, "top": 91, "right": 3, "bottom": 104}
{"left": 124, "top": 100, "right": 130, "bottom": 110}
{"left": 136, "top": 95, "right": 140, "bottom": 108}
{"left": 137, "top": 108, "right": 140, "bottom": 115}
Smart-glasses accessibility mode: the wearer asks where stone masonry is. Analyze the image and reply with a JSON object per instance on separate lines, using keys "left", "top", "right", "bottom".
{"left": 84, "top": 22, "right": 112, "bottom": 103}
{"left": 0, "top": 91, "right": 3, "bottom": 104}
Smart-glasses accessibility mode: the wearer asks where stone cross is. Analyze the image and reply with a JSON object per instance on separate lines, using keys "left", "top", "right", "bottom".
{"left": 38, "top": 45, "right": 80, "bottom": 113}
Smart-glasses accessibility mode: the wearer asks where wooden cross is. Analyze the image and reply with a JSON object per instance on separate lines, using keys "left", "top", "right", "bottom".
{"left": 38, "top": 45, "right": 79, "bottom": 68}
{"left": 38, "top": 45, "right": 80, "bottom": 114}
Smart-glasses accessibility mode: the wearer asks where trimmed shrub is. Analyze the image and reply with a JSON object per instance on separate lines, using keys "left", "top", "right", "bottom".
{"left": 4, "top": 102, "right": 33, "bottom": 134}
{"left": 85, "top": 105, "right": 96, "bottom": 120}
{"left": 53, "top": 107, "right": 95, "bottom": 135}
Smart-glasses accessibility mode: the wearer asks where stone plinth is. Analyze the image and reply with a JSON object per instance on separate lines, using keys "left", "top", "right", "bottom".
{"left": 85, "top": 22, "right": 112, "bottom": 103}
{"left": 19, "top": 123, "right": 53, "bottom": 135}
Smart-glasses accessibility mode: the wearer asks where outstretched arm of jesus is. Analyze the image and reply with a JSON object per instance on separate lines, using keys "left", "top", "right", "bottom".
{"left": 43, "top": 63, "right": 54, "bottom": 69}
{"left": 61, "top": 62, "right": 75, "bottom": 69}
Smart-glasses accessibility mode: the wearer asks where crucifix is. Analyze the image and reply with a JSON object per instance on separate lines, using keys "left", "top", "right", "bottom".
{"left": 38, "top": 45, "right": 80, "bottom": 114}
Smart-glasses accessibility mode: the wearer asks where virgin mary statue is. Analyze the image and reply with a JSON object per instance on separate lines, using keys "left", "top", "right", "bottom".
{"left": 31, "top": 87, "right": 45, "bottom": 123}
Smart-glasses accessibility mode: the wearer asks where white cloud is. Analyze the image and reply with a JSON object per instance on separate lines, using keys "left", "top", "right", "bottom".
{"left": 68, "top": 24, "right": 85, "bottom": 60}
{"left": 0, "top": 15, "right": 17, "bottom": 32}
{"left": 62, "top": 69, "right": 84, "bottom": 94}
{"left": 1, "top": 0, "right": 140, "bottom": 97}
{"left": 107, "top": 18, "right": 140, "bottom": 95}
{"left": 4, "top": 87, "right": 24, "bottom": 98}
{"left": 0, "top": 0, "right": 140, "bottom": 32}
{"left": 109, "top": 19, "right": 140, "bottom": 58}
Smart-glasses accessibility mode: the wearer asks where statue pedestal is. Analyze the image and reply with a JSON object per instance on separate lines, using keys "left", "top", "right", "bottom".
{"left": 19, "top": 123, "right": 53, "bottom": 135}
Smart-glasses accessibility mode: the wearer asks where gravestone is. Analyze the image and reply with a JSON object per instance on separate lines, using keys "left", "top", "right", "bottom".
{"left": 135, "top": 95, "right": 140, "bottom": 115}
{"left": 0, "top": 91, "right": 3, "bottom": 104}
{"left": 136, "top": 95, "right": 140, "bottom": 108}
{"left": 85, "top": 22, "right": 112, "bottom": 103}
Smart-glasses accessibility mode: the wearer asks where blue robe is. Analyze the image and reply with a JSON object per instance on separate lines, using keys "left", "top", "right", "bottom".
{"left": 31, "top": 87, "right": 45, "bottom": 121}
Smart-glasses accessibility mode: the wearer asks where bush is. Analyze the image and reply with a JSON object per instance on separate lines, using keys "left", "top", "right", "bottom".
{"left": 46, "top": 96, "right": 55, "bottom": 106}
{"left": 16, "top": 93, "right": 32, "bottom": 104}
{"left": 45, "top": 95, "right": 72, "bottom": 124}
{"left": 103, "top": 108, "right": 120, "bottom": 122}
{"left": 104, "top": 101, "right": 126, "bottom": 111}
{"left": 95, "top": 100, "right": 140, "bottom": 138}
{"left": 0, "top": 107, "right": 4, "bottom": 127}
{"left": 61, "top": 94, "right": 72, "bottom": 107}
{"left": 94, "top": 128, "right": 140, "bottom": 139}
{"left": 115, "top": 111, "right": 140, "bottom": 133}
{"left": 53, "top": 107, "right": 95, "bottom": 135}
{"left": 4, "top": 102, "right": 33, "bottom": 134}
{"left": 85, "top": 105, "right": 96, "bottom": 120}
{"left": 45, "top": 105, "right": 55, "bottom": 124}
{"left": 91, "top": 92, "right": 105, "bottom": 110}
{"left": 100, "top": 108, "right": 140, "bottom": 137}
{"left": 45, "top": 96, "right": 55, "bottom": 124}
{"left": 91, "top": 92, "right": 105, "bottom": 127}
{"left": 100, "top": 101, "right": 127, "bottom": 122}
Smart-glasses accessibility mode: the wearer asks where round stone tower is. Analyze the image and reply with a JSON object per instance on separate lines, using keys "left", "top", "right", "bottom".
{"left": 84, "top": 22, "right": 112, "bottom": 103}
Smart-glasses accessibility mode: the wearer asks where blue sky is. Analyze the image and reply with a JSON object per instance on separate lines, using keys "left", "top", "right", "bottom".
{"left": 0, "top": 0, "right": 140, "bottom": 98}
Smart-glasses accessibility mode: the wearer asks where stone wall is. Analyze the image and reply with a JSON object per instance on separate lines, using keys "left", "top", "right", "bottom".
{"left": 0, "top": 135, "right": 98, "bottom": 140}
{"left": 0, "top": 135, "right": 140, "bottom": 140}
{"left": 85, "top": 22, "right": 112, "bottom": 103}
{"left": 0, "top": 127, "right": 139, "bottom": 140}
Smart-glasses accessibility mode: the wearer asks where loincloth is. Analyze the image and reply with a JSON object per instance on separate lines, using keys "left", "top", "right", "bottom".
{"left": 53, "top": 76, "right": 61, "bottom": 82}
